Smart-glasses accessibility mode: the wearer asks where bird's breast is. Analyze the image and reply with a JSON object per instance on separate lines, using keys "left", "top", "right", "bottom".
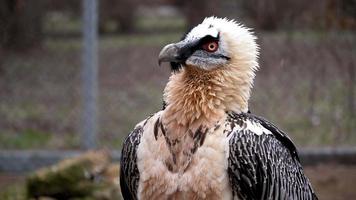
{"left": 136, "top": 112, "right": 233, "bottom": 200}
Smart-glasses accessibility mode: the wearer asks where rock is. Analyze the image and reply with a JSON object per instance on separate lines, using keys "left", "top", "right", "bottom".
{"left": 26, "top": 150, "right": 121, "bottom": 199}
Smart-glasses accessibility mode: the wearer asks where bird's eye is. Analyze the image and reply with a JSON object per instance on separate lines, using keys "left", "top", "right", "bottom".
{"left": 202, "top": 41, "right": 219, "bottom": 52}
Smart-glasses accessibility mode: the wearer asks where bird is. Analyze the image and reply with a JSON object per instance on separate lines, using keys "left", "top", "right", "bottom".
{"left": 120, "top": 16, "right": 318, "bottom": 200}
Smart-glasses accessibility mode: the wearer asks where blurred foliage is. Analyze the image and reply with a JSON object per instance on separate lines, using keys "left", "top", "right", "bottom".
{"left": 0, "top": 0, "right": 45, "bottom": 50}
{"left": 1, "top": 0, "right": 355, "bottom": 50}
{"left": 0, "top": 129, "right": 51, "bottom": 149}
{"left": 0, "top": 182, "right": 26, "bottom": 200}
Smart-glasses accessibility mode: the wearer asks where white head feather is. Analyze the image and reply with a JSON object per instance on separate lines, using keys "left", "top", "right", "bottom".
{"left": 183, "top": 16, "right": 259, "bottom": 72}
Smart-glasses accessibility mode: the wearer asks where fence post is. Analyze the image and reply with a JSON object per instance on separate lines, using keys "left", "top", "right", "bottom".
{"left": 82, "top": 0, "right": 98, "bottom": 149}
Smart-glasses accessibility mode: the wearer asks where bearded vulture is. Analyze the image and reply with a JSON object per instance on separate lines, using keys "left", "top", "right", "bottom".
{"left": 120, "top": 17, "right": 318, "bottom": 200}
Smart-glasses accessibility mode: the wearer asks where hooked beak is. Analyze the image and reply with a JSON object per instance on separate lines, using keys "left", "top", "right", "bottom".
{"left": 158, "top": 43, "right": 182, "bottom": 66}
{"left": 158, "top": 40, "right": 198, "bottom": 71}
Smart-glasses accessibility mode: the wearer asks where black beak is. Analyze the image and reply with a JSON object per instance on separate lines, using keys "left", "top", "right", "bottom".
{"left": 158, "top": 42, "right": 194, "bottom": 72}
{"left": 158, "top": 34, "right": 220, "bottom": 69}
{"left": 158, "top": 43, "right": 185, "bottom": 66}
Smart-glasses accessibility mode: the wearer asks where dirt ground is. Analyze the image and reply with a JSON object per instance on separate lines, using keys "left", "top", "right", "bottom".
{"left": 305, "top": 164, "right": 356, "bottom": 200}
{"left": 0, "top": 173, "right": 23, "bottom": 189}
{"left": 1, "top": 164, "right": 356, "bottom": 199}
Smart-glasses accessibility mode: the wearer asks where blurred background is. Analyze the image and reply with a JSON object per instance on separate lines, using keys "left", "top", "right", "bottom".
{"left": 0, "top": 0, "right": 355, "bottom": 199}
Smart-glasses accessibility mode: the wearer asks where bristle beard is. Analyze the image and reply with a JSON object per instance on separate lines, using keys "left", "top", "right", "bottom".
{"left": 170, "top": 62, "right": 183, "bottom": 73}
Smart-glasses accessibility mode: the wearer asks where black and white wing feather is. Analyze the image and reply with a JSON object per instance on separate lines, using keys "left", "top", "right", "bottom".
{"left": 227, "top": 112, "right": 318, "bottom": 200}
{"left": 120, "top": 123, "right": 144, "bottom": 200}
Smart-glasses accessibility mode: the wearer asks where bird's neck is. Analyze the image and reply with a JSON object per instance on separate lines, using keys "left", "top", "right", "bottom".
{"left": 159, "top": 65, "right": 253, "bottom": 172}
{"left": 162, "top": 65, "right": 251, "bottom": 133}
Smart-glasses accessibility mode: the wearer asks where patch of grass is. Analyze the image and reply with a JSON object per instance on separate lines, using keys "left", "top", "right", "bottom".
{"left": 45, "top": 37, "right": 82, "bottom": 51}
{"left": 136, "top": 16, "right": 186, "bottom": 31}
{"left": 100, "top": 32, "right": 183, "bottom": 49}
{"left": 99, "top": 83, "right": 163, "bottom": 149}
{"left": 0, "top": 183, "right": 26, "bottom": 200}
{"left": 0, "top": 129, "right": 51, "bottom": 149}
{"left": 44, "top": 12, "right": 82, "bottom": 34}
{"left": 45, "top": 32, "right": 183, "bottom": 51}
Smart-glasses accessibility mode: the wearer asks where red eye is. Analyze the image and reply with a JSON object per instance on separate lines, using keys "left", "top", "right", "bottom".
{"left": 202, "top": 41, "right": 219, "bottom": 52}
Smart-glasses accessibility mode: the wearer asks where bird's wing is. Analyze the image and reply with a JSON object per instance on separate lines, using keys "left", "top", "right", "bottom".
{"left": 226, "top": 112, "right": 318, "bottom": 200}
{"left": 120, "top": 116, "right": 151, "bottom": 200}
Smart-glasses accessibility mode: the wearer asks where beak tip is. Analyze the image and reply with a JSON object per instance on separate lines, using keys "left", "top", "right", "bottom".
{"left": 158, "top": 43, "right": 179, "bottom": 66}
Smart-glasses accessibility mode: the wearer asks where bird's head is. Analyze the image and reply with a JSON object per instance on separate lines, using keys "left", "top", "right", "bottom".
{"left": 160, "top": 17, "right": 259, "bottom": 125}
{"left": 159, "top": 16, "right": 259, "bottom": 73}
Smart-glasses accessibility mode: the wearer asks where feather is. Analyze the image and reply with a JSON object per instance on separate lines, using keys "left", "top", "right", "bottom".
{"left": 226, "top": 112, "right": 318, "bottom": 200}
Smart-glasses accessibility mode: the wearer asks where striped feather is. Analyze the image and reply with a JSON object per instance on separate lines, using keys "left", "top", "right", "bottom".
{"left": 226, "top": 112, "right": 318, "bottom": 200}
